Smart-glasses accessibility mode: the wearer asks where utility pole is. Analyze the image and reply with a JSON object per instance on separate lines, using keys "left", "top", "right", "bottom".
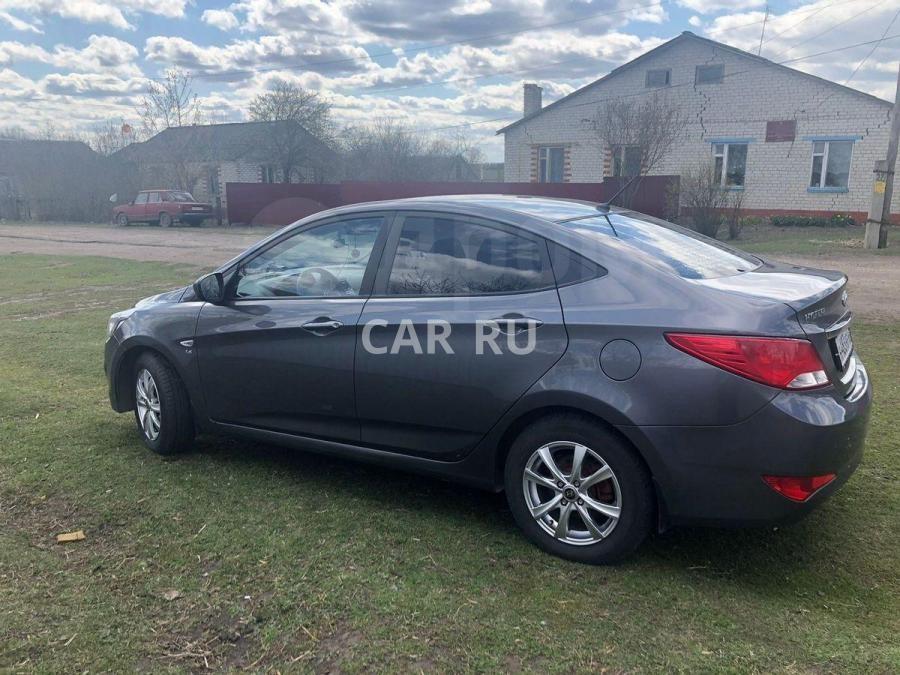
{"left": 758, "top": 4, "right": 769, "bottom": 56}
{"left": 865, "top": 61, "right": 900, "bottom": 249}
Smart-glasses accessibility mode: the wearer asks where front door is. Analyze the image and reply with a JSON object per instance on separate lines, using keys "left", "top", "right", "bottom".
{"left": 195, "top": 214, "right": 389, "bottom": 442}
{"left": 355, "top": 212, "right": 568, "bottom": 460}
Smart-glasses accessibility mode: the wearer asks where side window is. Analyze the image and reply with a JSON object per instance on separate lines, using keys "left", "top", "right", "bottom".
{"left": 538, "top": 146, "right": 565, "bottom": 183}
{"left": 387, "top": 216, "right": 553, "bottom": 296}
{"left": 148, "top": 192, "right": 161, "bottom": 203}
{"left": 134, "top": 193, "right": 148, "bottom": 205}
{"left": 645, "top": 68, "right": 670, "bottom": 87}
{"left": 235, "top": 216, "right": 384, "bottom": 298}
{"left": 712, "top": 143, "right": 748, "bottom": 188}
{"left": 549, "top": 243, "right": 606, "bottom": 286}
{"left": 695, "top": 64, "right": 724, "bottom": 85}
{"left": 810, "top": 140, "right": 853, "bottom": 190}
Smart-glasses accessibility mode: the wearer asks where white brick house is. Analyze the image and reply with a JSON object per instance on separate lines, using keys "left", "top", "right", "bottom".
{"left": 499, "top": 31, "right": 899, "bottom": 221}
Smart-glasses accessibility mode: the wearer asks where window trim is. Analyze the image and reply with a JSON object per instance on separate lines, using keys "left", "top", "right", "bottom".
{"left": 371, "top": 210, "right": 556, "bottom": 298}
{"left": 226, "top": 211, "right": 395, "bottom": 301}
{"left": 538, "top": 146, "right": 565, "bottom": 183}
{"left": 807, "top": 138, "right": 855, "bottom": 192}
{"left": 645, "top": 68, "right": 671, "bottom": 88}
{"left": 710, "top": 140, "right": 750, "bottom": 190}
{"left": 695, "top": 63, "right": 724, "bottom": 85}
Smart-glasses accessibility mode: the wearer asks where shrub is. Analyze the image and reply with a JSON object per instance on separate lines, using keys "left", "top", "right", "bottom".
{"left": 679, "top": 160, "right": 729, "bottom": 238}
{"left": 770, "top": 214, "right": 856, "bottom": 228}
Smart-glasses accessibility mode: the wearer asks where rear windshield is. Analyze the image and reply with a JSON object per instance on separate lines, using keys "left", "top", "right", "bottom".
{"left": 166, "top": 191, "right": 195, "bottom": 202}
{"left": 560, "top": 212, "right": 760, "bottom": 279}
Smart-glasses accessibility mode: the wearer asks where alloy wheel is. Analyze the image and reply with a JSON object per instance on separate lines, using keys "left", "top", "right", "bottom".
{"left": 522, "top": 441, "right": 622, "bottom": 546}
{"left": 135, "top": 368, "right": 162, "bottom": 441}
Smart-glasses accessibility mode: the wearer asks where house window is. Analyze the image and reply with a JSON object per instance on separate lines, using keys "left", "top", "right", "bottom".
{"left": 645, "top": 69, "right": 671, "bottom": 87}
{"left": 712, "top": 143, "right": 748, "bottom": 188}
{"left": 810, "top": 140, "right": 853, "bottom": 190}
{"left": 612, "top": 146, "right": 642, "bottom": 177}
{"left": 261, "top": 165, "right": 277, "bottom": 184}
{"left": 538, "top": 146, "right": 565, "bottom": 183}
{"left": 695, "top": 64, "right": 724, "bottom": 85}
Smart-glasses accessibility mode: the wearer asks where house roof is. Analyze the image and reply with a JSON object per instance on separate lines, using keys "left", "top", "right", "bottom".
{"left": 0, "top": 138, "right": 101, "bottom": 172}
{"left": 497, "top": 31, "right": 892, "bottom": 134}
{"left": 115, "top": 120, "right": 336, "bottom": 164}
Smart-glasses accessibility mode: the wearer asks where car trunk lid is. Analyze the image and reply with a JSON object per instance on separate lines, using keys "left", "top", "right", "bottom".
{"left": 694, "top": 260, "right": 856, "bottom": 396}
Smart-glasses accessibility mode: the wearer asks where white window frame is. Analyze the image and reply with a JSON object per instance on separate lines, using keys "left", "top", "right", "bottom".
{"left": 538, "top": 146, "right": 565, "bottom": 183}
{"left": 809, "top": 140, "right": 853, "bottom": 191}
{"left": 712, "top": 142, "right": 748, "bottom": 189}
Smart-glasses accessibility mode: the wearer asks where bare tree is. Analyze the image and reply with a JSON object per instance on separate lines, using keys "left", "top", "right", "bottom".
{"left": 248, "top": 80, "right": 335, "bottom": 183}
{"left": 679, "top": 160, "right": 731, "bottom": 239}
{"left": 138, "top": 68, "right": 204, "bottom": 137}
{"left": 586, "top": 93, "right": 686, "bottom": 177}
{"left": 340, "top": 119, "right": 480, "bottom": 182}
{"left": 90, "top": 120, "right": 135, "bottom": 156}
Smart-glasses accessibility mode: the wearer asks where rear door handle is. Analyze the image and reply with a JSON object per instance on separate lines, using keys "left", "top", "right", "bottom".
{"left": 301, "top": 318, "right": 343, "bottom": 334}
{"left": 491, "top": 313, "right": 543, "bottom": 334}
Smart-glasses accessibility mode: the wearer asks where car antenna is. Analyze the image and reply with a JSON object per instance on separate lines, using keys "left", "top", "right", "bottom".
{"left": 598, "top": 174, "right": 642, "bottom": 211}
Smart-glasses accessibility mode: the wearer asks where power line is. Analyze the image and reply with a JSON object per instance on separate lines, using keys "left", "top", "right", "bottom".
{"left": 166, "top": 0, "right": 860, "bottom": 85}
{"left": 812, "top": 6, "right": 900, "bottom": 110}
{"left": 411, "top": 34, "right": 900, "bottom": 134}
{"left": 187, "top": 0, "right": 672, "bottom": 82}
{"left": 776, "top": 0, "right": 892, "bottom": 56}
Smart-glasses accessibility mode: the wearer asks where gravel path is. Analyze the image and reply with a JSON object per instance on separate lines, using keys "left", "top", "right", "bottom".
{"left": 0, "top": 224, "right": 274, "bottom": 266}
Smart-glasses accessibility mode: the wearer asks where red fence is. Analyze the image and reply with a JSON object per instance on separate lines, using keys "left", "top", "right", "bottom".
{"left": 225, "top": 176, "right": 678, "bottom": 226}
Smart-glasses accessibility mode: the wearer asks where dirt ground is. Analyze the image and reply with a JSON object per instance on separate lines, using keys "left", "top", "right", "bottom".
{"left": 0, "top": 223, "right": 272, "bottom": 266}
{"left": 0, "top": 223, "right": 896, "bottom": 321}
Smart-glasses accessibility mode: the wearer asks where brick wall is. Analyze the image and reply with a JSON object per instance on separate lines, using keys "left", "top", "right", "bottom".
{"left": 503, "top": 37, "right": 899, "bottom": 217}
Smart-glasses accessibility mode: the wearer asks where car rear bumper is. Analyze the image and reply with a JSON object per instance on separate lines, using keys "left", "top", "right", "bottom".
{"left": 620, "top": 361, "right": 872, "bottom": 526}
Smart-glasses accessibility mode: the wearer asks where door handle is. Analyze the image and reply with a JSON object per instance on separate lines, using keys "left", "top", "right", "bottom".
{"left": 301, "top": 318, "right": 343, "bottom": 334}
{"left": 490, "top": 313, "right": 543, "bottom": 334}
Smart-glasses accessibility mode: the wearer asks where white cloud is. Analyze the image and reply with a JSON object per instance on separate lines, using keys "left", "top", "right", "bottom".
{"left": 0, "top": 10, "right": 42, "bottom": 32}
{"left": 0, "top": 0, "right": 187, "bottom": 30}
{"left": 688, "top": 15, "right": 702, "bottom": 28}
{"left": 0, "top": 35, "right": 140, "bottom": 76}
{"left": 677, "top": 0, "right": 765, "bottom": 13}
{"left": 201, "top": 9, "right": 239, "bottom": 31}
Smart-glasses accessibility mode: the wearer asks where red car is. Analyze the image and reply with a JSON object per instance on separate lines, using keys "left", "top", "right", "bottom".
{"left": 113, "top": 190, "right": 213, "bottom": 227}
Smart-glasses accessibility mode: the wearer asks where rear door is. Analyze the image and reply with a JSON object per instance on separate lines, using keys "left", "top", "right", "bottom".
{"left": 147, "top": 191, "right": 161, "bottom": 221}
{"left": 355, "top": 211, "right": 568, "bottom": 459}
{"left": 195, "top": 213, "right": 391, "bottom": 441}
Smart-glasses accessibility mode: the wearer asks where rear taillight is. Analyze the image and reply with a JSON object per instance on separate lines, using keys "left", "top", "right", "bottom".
{"left": 763, "top": 474, "right": 836, "bottom": 501}
{"left": 665, "top": 333, "right": 829, "bottom": 390}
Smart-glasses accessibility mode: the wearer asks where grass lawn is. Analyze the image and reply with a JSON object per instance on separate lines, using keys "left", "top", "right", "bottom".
{"left": 1, "top": 253, "right": 898, "bottom": 672}
{"left": 736, "top": 223, "right": 900, "bottom": 257}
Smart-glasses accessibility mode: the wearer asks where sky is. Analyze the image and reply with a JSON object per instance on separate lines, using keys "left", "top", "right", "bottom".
{"left": 1, "top": 0, "right": 899, "bottom": 160}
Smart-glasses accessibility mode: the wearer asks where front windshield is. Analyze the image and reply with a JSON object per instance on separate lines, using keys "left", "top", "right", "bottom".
{"left": 560, "top": 212, "right": 761, "bottom": 279}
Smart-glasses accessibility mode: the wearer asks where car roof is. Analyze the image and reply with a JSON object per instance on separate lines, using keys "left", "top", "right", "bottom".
{"left": 323, "top": 194, "right": 620, "bottom": 223}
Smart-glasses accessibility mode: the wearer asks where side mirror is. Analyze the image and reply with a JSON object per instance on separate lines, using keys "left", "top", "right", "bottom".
{"left": 193, "top": 272, "right": 225, "bottom": 304}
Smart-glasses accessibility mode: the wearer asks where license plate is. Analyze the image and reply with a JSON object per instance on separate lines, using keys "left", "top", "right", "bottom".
{"left": 191, "top": 207, "right": 204, "bottom": 211}
{"left": 835, "top": 329, "right": 853, "bottom": 368}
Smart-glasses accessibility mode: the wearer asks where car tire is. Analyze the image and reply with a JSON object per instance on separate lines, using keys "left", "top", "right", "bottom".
{"left": 159, "top": 212, "right": 172, "bottom": 228}
{"left": 504, "top": 413, "right": 654, "bottom": 564}
{"left": 116, "top": 213, "right": 128, "bottom": 227}
{"left": 133, "top": 353, "right": 194, "bottom": 456}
